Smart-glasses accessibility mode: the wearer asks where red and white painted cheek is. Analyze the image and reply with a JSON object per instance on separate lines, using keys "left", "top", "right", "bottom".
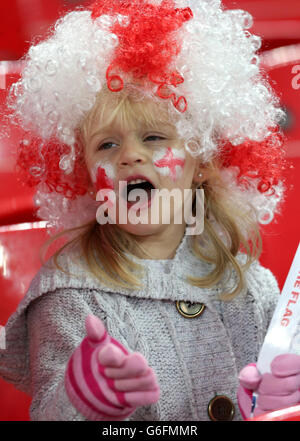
{"left": 91, "top": 161, "right": 116, "bottom": 208}
{"left": 152, "top": 147, "right": 186, "bottom": 182}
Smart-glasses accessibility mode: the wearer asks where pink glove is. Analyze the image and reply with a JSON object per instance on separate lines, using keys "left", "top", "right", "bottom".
{"left": 238, "top": 354, "right": 300, "bottom": 419}
{"left": 65, "top": 314, "right": 160, "bottom": 421}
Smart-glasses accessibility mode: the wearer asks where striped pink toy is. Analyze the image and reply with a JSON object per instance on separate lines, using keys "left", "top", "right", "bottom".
{"left": 65, "top": 314, "right": 160, "bottom": 421}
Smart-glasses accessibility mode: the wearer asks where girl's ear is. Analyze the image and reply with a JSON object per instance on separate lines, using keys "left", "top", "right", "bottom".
{"left": 185, "top": 138, "right": 211, "bottom": 186}
{"left": 89, "top": 187, "right": 96, "bottom": 198}
{"left": 192, "top": 159, "right": 210, "bottom": 186}
{"left": 87, "top": 176, "right": 96, "bottom": 198}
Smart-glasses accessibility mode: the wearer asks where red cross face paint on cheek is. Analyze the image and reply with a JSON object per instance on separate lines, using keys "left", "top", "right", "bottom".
{"left": 153, "top": 147, "right": 186, "bottom": 182}
{"left": 92, "top": 161, "right": 115, "bottom": 192}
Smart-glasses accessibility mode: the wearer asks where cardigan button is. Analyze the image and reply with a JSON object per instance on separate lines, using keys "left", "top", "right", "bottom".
{"left": 176, "top": 300, "right": 205, "bottom": 318}
{"left": 208, "top": 395, "right": 235, "bottom": 421}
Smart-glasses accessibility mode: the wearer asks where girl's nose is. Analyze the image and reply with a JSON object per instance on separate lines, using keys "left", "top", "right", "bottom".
{"left": 118, "top": 140, "right": 147, "bottom": 167}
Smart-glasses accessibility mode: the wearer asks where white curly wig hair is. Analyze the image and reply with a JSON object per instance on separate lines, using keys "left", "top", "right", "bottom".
{"left": 6, "top": 0, "right": 287, "bottom": 232}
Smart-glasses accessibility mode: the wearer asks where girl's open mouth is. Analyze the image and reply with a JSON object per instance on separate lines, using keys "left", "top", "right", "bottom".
{"left": 122, "top": 179, "right": 157, "bottom": 210}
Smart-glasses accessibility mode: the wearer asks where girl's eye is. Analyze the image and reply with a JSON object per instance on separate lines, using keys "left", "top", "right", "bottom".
{"left": 98, "top": 141, "right": 117, "bottom": 151}
{"left": 97, "top": 136, "right": 165, "bottom": 150}
{"left": 144, "top": 135, "right": 165, "bottom": 142}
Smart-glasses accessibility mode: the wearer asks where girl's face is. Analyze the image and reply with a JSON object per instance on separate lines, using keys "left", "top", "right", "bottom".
{"left": 84, "top": 96, "right": 199, "bottom": 239}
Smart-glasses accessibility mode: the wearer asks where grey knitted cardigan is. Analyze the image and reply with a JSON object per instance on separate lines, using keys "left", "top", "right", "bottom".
{"left": 0, "top": 233, "right": 280, "bottom": 421}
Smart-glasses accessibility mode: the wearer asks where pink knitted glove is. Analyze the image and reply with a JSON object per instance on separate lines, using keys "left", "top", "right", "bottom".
{"left": 65, "top": 314, "right": 160, "bottom": 421}
{"left": 237, "top": 354, "right": 300, "bottom": 419}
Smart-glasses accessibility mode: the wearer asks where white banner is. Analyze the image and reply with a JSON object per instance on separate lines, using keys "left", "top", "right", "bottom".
{"left": 257, "top": 243, "right": 300, "bottom": 374}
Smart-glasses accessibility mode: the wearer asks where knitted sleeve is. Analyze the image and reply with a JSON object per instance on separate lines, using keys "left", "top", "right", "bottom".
{"left": 26, "top": 287, "right": 107, "bottom": 421}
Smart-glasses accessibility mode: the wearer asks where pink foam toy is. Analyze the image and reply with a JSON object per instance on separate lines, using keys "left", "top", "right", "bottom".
{"left": 65, "top": 314, "right": 160, "bottom": 421}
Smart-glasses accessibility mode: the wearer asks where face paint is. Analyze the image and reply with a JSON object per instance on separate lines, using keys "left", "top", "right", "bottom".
{"left": 91, "top": 161, "right": 115, "bottom": 191}
{"left": 92, "top": 161, "right": 115, "bottom": 211}
{"left": 153, "top": 147, "right": 185, "bottom": 182}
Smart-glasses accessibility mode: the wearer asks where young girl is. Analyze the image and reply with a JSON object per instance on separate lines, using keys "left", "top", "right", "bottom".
{"left": 1, "top": 0, "right": 300, "bottom": 421}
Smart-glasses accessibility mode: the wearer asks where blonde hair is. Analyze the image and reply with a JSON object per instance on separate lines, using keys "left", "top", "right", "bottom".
{"left": 48, "top": 86, "right": 262, "bottom": 301}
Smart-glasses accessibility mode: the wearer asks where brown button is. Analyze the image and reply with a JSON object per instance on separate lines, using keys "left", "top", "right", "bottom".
{"left": 176, "top": 300, "right": 205, "bottom": 318}
{"left": 208, "top": 395, "right": 235, "bottom": 421}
